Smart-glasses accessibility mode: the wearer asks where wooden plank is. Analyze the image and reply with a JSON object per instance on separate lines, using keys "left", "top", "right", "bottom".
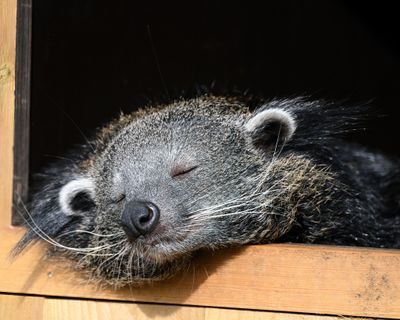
{"left": 0, "top": 293, "right": 367, "bottom": 320}
{"left": 0, "top": 294, "right": 44, "bottom": 320}
{"left": 0, "top": 0, "right": 17, "bottom": 226}
{"left": 0, "top": 228, "right": 399, "bottom": 319}
{"left": 204, "top": 307, "right": 365, "bottom": 320}
{"left": 43, "top": 297, "right": 205, "bottom": 320}
{"left": 12, "top": 0, "right": 32, "bottom": 226}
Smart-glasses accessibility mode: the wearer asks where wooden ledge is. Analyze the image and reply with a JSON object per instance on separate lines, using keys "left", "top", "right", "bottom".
{"left": 0, "top": 293, "right": 368, "bottom": 320}
{"left": 1, "top": 227, "right": 399, "bottom": 319}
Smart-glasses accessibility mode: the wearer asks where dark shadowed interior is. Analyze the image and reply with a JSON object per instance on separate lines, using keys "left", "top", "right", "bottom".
{"left": 30, "top": 0, "right": 400, "bottom": 185}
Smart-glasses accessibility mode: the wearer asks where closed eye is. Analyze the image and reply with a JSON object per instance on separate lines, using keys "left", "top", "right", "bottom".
{"left": 171, "top": 165, "right": 198, "bottom": 179}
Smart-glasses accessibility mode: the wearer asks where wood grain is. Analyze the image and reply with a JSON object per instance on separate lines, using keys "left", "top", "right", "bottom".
{"left": 0, "top": 228, "right": 399, "bottom": 319}
{"left": 0, "top": 294, "right": 44, "bottom": 320}
{"left": 0, "top": 294, "right": 367, "bottom": 320}
{"left": 12, "top": 0, "right": 32, "bottom": 226}
{"left": 0, "top": 0, "right": 17, "bottom": 226}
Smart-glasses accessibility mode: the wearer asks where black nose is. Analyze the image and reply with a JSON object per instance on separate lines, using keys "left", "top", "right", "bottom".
{"left": 120, "top": 200, "right": 160, "bottom": 239}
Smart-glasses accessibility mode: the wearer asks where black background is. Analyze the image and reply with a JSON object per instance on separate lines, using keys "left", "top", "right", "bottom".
{"left": 30, "top": 0, "right": 400, "bottom": 180}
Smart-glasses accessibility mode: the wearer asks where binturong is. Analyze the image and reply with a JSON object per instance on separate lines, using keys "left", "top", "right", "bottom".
{"left": 13, "top": 95, "right": 400, "bottom": 286}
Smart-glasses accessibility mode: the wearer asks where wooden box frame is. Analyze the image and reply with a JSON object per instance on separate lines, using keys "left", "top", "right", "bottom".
{"left": 1, "top": 1, "right": 400, "bottom": 319}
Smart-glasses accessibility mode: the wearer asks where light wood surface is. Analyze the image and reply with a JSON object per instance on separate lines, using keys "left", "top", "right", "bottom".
{"left": 0, "top": 293, "right": 369, "bottom": 320}
{"left": 0, "top": 0, "right": 16, "bottom": 226}
{"left": 1, "top": 228, "right": 399, "bottom": 319}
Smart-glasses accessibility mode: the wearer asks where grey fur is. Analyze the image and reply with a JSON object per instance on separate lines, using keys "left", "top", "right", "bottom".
{"left": 14, "top": 95, "right": 400, "bottom": 287}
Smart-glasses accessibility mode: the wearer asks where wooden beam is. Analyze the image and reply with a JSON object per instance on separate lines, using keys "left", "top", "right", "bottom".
{"left": 0, "top": 293, "right": 364, "bottom": 320}
{"left": 0, "top": 0, "right": 17, "bottom": 226}
{"left": 1, "top": 228, "right": 399, "bottom": 319}
{"left": 12, "top": 0, "right": 32, "bottom": 226}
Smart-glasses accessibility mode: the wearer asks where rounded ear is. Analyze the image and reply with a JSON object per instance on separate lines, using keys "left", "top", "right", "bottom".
{"left": 244, "top": 107, "right": 297, "bottom": 150}
{"left": 59, "top": 177, "right": 95, "bottom": 216}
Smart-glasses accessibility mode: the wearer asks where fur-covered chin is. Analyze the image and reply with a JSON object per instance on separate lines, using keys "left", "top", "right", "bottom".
{"left": 138, "top": 241, "right": 192, "bottom": 264}
{"left": 77, "top": 246, "right": 191, "bottom": 288}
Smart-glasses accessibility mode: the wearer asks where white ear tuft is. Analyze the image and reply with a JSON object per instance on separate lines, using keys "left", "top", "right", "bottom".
{"left": 245, "top": 108, "right": 296, "bottom": 139}
{"left": 59, "top": 177, "right": 95, "bottom": 216}
{"left": 245, "top": 107, "right": 297, "bottom": 147}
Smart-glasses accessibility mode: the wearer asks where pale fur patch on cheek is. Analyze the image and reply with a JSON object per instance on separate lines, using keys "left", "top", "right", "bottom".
{"left": 59, "top": 178, "right": 95, "bottom": 216}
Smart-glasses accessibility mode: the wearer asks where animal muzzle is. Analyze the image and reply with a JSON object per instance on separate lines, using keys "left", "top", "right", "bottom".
{"left": 120, "top": 200, "right": 160, "bottom": 240}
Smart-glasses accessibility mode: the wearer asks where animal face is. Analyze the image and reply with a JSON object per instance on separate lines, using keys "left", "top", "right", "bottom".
{"left": 16, "top": 96, "right": 329, "bottom": 286}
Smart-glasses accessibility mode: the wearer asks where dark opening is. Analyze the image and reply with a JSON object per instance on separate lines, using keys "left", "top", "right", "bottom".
{"left": 13, "top": 0, "right": 400, "bottom": 223}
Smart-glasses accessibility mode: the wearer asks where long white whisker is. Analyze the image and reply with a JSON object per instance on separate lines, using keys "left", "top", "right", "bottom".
{"left": 17, "top": 198, "right": 123, "bottom": 253}
{"left": 58, "top": 230, "right": 125, "bottom": 238}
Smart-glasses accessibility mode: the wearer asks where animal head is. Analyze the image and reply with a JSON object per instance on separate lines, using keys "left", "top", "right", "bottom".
{"left": 15, "top": 96, "right": 344, "bottom": 286}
